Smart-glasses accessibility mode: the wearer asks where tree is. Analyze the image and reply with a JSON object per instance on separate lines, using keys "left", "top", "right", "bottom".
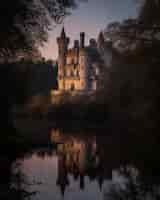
{"left": 139, "top": 0, "right": 160, "bottom": 25}
{"left": 0, "top": 0, "right": 87, "bottom": 60}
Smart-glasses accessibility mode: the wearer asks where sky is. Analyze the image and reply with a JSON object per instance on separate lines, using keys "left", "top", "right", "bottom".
{"left": 39, "top": 0, "right": 139, "bottom": 60}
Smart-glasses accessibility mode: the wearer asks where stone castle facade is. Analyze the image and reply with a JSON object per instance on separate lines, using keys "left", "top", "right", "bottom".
{"left": 57, "top": 27, "right": 111, "bottom": 92}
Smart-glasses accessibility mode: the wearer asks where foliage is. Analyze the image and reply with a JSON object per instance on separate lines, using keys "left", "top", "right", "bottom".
{"left": 100, "top": 0, "right": 160, "bottom": 136}
{"left": 48, "top": 94, "right": 109, "bottom": 126}
{"left": 0, "top": 0, "right": 87, "bottom": 59}
{"left": 104, "top": 166, "right": 160, "bottom": 200}
{"left": 139, "top": 0, "right": 160, "bottom": 25}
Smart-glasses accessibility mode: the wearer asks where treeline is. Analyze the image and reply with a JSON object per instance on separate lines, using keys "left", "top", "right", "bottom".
{"left": 0, "top": 60, "right": 58, "bottom": 151}
{"left": 48, "top": 96, "right": 109, "bottom": 127}
{"left": 0, "top": 60, "right": 58, "bottom": 102}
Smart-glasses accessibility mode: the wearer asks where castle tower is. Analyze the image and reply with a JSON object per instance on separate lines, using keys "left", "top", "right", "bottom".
{"left": 97, "top": 31, "right": 113, "bottom": 68}
{"left": 80, "top": 32, "right": 85, "bottom": 49}
{"left": 74, "top": 40, "right": 79, "bottom": 64}
{"left": 97, "top": 31, "right": 105, "bottom": 51}
{"left": 57, "top": 27, "right": 70, "bottom": 90}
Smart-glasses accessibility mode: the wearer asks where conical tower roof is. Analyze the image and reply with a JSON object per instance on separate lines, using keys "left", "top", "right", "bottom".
{"left": 97, "top": 31, "right": 105, "bottom": 44}
{"left": 61, "top": 26, "right": 66, "bottom": 38}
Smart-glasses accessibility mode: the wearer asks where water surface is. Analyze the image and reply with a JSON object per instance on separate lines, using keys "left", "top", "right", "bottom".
{"left": 11, "top": 125, "right": 160, "bottom": 200}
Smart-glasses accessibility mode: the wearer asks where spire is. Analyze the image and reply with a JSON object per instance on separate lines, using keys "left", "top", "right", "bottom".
{"left": 98, "top": 31, "right": 105, "bottom": 44}
{"left": 61, "top": 26, "right": 66, "bottom": 38}
{"left": 97, "top": 31, "right": 105, "bottom": 50}
{"left": 80, "top": 32, "right": 85, "bottom": 48}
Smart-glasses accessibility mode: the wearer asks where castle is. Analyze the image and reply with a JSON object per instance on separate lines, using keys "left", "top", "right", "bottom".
{"left": 57, "top": 27, "right": 111, "bottom": 92}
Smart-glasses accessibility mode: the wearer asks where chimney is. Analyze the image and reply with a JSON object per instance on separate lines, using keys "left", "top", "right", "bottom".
{"left": 80, "top": 32, "right": 85, "bottom": 48}
{"left": 74, "top": 40, "right": 79, "bottom": 49}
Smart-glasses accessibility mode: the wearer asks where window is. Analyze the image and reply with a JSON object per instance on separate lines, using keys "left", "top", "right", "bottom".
{"left": 95, "top": 67, "right": 99, "bottom": 75}
{"left": 71, "top": 83, "right": 75, "bottom": 91}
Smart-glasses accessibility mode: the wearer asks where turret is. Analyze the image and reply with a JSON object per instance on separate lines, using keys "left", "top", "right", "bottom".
{"left": 74, "top": 40, "right": 79, "bottom": 49}
{"left": 80, "top": 32, "right": 85, "bottom": 48}
{"left": 97, "top": 31, "right": 105, "bottom": 50}
{"left": 57, "top": 27, "right": 70, "bottom": 64}
{"left": 74, "top": 40, "right": 79, "bottom": 64}
{"left": 98, "top": 31, "right": 113, "bottom": 68}
{"left": 57, "top": 27, "right": 70, "bottom": 90}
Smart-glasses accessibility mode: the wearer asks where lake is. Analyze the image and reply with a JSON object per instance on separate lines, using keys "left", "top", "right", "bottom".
{"left": 9, "top": 119, "right": 160, "bottom": 200}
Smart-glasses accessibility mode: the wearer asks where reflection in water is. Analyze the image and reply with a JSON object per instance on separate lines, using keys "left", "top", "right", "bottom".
{"left": 10, "top": 128, "right": 160, "bottom": 200}
{"left": 51, "top": 129, "right": 100, "bottom": 195}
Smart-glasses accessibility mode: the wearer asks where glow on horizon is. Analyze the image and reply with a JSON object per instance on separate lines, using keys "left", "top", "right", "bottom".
{"left": 39, "top": 0, "right": 138, "bottom": 60}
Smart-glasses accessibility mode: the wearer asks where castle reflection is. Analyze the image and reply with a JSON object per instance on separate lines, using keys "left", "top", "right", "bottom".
{"left": 50, "top": 129, "right": 104, "bottom": 195}
{"left": 10, "top": 127, "right": 160, "bottom": 200}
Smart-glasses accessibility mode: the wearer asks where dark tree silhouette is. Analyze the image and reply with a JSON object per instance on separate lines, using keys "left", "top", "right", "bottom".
{"left": 100, "top": 0, "right": 160, "bottom": 139}
{"left": 0, "top": 0, "right": 86, "bottom": 60}
{"left": 139, "top": 0, "right": 160, "bottom": 25}
{"left": 0, "top": 0, "right": 87, "bottom": 150}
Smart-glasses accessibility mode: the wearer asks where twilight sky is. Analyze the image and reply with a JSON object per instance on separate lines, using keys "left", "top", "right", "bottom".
{"left": 40, "top": 0, "right": 139, "bottom": 60}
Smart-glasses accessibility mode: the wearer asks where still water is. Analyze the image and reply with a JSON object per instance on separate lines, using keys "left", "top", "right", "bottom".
{"left": 10, "top": 122, "right": 160, "bottom": 200}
